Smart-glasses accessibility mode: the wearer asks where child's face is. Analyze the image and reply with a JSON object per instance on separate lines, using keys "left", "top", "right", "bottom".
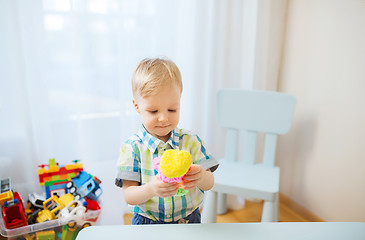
{"left": 133, "top": 83, "right": 181, "bottom": 142}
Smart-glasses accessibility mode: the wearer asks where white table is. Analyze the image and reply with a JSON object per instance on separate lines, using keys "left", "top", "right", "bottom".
{"left": 76, "top": 222, "right": 365, "bottom": 240}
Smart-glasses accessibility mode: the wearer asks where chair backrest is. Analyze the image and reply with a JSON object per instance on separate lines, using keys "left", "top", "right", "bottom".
{"left": 217, "top": 89, "right": 296, "bottom": 166}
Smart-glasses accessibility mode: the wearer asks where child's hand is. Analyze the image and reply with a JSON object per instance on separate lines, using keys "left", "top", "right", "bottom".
{"left": 182, "top": 164, "right": 205, "bottom": 190}
{"left": 151, "top": 176, "right": 179, "bottom": 198}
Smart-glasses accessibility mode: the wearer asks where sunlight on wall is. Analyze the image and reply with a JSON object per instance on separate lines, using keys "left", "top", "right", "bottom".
{"left": 44, "top": 14, "right": 65, "bottom": 31}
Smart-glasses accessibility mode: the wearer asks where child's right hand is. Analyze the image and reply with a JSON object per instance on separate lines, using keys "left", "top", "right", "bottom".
{"left": 150, "top": 176, "right": 179, "bottom": 198}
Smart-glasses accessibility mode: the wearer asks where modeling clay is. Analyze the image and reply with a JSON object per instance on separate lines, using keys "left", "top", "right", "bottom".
{"left": 153, "top": 149, "right": 192, "bottom": 196}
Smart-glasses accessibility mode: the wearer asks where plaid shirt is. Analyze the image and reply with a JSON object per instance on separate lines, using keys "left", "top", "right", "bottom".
{"left": 116, "top": 125, "right": 218, "bottom": 222}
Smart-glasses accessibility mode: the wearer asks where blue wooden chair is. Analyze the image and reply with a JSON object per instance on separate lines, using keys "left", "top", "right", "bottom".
{"left": 202, "top": 89, "right": 296, "bottom": 222}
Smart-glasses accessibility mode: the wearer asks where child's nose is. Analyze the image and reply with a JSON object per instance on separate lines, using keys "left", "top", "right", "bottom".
{"left": 158, "top": 112, "right": 168, "bottom": 122}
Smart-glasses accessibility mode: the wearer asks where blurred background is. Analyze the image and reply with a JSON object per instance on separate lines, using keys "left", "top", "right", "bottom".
{"left": 0, "top": 0, "right": 364, "bottom": 224}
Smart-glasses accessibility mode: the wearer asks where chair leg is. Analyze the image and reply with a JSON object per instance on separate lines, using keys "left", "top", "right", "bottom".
{"left": 201, "top": 190, "right": 218, "bottom": 223}
{"left": 274, "top": 193, "right": 279, "bottom": 221}
{"left": 217, "top": 192, "right": 227, "bottom": 215}
{"left": 261, "top": 194, "right": 279, "bottom": 222}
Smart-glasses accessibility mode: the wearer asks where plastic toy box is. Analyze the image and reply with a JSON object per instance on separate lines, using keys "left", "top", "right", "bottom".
{"left": 1, "top": 215, "right": 66, "bottom": 239}
{"left": 0, "top": 208, "right": 101, "bottom": 240}
{"left": 0, "top": 159, "right": 102, "bottom": 240}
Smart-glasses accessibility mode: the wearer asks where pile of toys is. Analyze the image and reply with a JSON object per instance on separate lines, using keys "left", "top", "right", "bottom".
{"left": 0, "top": 159, "right": 102, "bottom": 240}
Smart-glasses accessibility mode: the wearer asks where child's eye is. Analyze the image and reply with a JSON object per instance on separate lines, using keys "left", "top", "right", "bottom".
{"left": 168, "top": 110, "right": 176, "bottom": 112}
{"left": 149, "top": 110, "right": 158, "bottom": 114}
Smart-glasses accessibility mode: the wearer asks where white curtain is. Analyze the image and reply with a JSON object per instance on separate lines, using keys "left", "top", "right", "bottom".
{"left": 0, "top": 0, "right": 286, "bottom": 224}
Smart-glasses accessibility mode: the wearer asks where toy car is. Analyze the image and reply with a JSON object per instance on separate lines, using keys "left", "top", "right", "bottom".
{"left": 28, "top": 192, "right": 45, "bottom": 209}
{"left": 59, "top": 200, "right": 99, "bottom": 229}
{"left": 66, "top": 171, "right": 102, "bottom": 201}
{"left": 59, "top": 200, "right": 86, "bottom": 223}
{"left": 2, "top": 192, "right": 28, "bottom": 229}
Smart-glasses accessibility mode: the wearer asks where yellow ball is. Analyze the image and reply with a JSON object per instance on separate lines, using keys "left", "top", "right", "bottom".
{"left": 160, "top": 150, "right": 192, "bottom": 178}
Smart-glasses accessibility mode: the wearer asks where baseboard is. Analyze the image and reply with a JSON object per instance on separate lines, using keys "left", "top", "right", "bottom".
{"left": 279, "top": 193, "right": 325, "bottom": 222}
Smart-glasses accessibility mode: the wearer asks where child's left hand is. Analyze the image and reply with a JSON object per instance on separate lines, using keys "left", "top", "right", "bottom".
{"left": 182, "top": 164, "right": 204, "bottom": 190}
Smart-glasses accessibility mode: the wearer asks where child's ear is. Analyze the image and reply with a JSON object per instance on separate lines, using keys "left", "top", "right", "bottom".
{"left": 133, "top": 99, "right": 140, "bottom": 113}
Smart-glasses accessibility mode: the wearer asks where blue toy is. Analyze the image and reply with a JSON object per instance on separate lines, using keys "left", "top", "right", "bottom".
{"left": 66, "top": 171, "right": 102, "bottom": 201}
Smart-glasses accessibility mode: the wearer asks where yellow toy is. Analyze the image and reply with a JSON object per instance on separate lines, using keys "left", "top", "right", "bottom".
{"left": 153, "top": 149, "right": 192, "bottom": 196}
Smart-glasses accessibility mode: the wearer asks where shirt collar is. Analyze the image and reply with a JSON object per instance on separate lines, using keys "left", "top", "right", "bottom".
{"left": 137, "top": 125, "right": 179, "bottom": 153}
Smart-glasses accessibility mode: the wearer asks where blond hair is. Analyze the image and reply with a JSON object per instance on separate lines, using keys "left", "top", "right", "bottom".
{"left": 132, "top": 57, "right": 182, "bottom": 98}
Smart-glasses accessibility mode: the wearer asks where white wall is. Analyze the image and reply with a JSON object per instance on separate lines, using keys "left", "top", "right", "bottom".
{"left": 276, "top": 0, "right": 365, "bottom": 221}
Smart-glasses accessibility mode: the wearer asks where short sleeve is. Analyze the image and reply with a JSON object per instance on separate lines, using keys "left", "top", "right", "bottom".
{"left": 188, "top": 134, "right": 219, "bottom": 172}
{"left": 115, "top": 142, "right": 141, "bottom": 185}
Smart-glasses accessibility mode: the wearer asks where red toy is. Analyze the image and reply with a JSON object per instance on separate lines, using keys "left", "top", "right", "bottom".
{"left": 84, "top": 198, "right": 101, "bottom": 212}
{"left": 83, "top": 198, "right": 101, "bottom": 223}
{"left": 2, "top": 192, "right": 28, "bottom": 229}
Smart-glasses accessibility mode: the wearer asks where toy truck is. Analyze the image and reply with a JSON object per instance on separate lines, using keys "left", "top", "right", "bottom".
{"left": 2, "top": 191, "right": 28, "bottom": 229}
{"left": 35, "top": 194, "right": 74, "bottom": 223}
{"left": 59, "top": 199, "right": 101, "bottom": 240}
{"left": 66, "top": 171, "right": 102, "bottom": 201}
